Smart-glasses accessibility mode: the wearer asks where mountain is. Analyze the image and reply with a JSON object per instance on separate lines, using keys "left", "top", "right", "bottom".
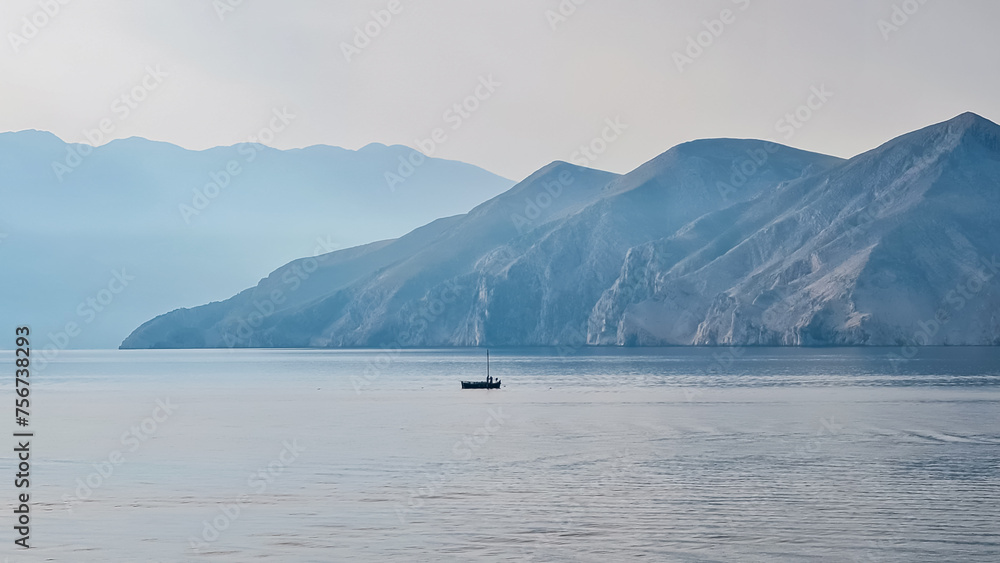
{"left": 0, "top": 132, "right": 513, "bottom": 348}
{"left": 120, "top": 136, "right": 840, "bottom": 348}
{"left": 121, "top": 113, "right": 1000, "bottom": 349}
{"left": 591, "top": 112, "right": 1000, "bottom": 346}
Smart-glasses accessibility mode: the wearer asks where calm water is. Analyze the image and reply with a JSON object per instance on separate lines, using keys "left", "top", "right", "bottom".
{"left": 5, "top": 347, "right": 1000, "bottom": 561}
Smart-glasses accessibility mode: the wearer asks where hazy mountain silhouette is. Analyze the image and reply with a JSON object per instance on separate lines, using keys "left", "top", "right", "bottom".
{"left": 0, "top": 132, "right": 512, "bottom": 348}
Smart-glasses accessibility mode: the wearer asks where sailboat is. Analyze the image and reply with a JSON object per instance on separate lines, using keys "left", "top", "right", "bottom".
{"left": 461, "top": 350, "right": 501, "bottom": 389}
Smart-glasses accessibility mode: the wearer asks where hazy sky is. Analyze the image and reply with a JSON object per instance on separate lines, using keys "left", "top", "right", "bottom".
{"left": 2, "top": 0, "right": 998, "bottom": 180}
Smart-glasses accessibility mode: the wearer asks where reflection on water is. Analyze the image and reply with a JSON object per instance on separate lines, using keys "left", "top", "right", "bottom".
{"left": 8, "top": 347, "right": 1000, "bottom": 561}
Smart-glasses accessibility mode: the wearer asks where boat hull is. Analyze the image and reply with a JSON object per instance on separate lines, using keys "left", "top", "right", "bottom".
{"left": 461, "top": 381, "right": 500, "bottom": 389}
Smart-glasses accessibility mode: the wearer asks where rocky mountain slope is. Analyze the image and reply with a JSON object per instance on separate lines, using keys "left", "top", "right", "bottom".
{"left": 590, "top": 112, "right": 1000, "bottom": 346}
{"left": 121, "top": 113, "right": 1000, "bottom": 348}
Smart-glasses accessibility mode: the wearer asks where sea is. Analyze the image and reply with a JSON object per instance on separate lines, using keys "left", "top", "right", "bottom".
{"left": 4, "top": 347, "right": 999, "bottom": 562}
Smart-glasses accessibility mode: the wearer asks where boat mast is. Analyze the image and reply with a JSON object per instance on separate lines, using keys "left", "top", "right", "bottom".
{"left": 487, "top": 349, "right": 490, "bottom": 379}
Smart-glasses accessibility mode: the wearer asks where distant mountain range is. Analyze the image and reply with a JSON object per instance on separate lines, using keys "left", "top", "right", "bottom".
{"left": 0, "top": 132, "right": 513, "bottom": 348}
{"left": 121, "top": 112, "right": 1000, "bottom": 349}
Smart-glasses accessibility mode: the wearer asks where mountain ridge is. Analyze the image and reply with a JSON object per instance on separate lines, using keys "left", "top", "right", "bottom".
{"left": 591, "top": 112, "right": 1000, "bottom": 346}
{"left": 120, "top": 113, "right": 1000, "bottom": 349}
{"left": 0, "top": 131, "right": 514, "bottom": 348}
{"left": 121, "top": 134, "right": 849, "bottom": 348}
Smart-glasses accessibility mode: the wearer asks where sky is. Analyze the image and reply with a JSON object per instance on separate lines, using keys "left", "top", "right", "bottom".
{"left": 2, "top": 0, "right": 999, "bottom": 181}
